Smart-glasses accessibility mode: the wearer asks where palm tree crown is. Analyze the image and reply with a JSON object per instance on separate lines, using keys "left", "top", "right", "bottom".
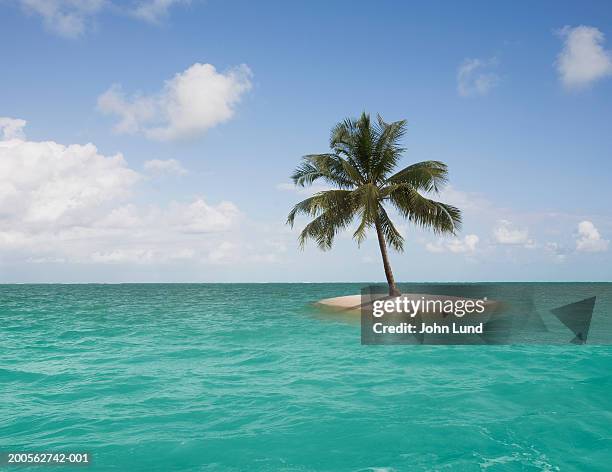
{"left": 287, "top": 112, "right": 461, "bottom": 296}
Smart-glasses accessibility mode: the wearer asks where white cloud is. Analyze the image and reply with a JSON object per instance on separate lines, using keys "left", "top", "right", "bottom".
{"left": 0, "top": 117, "right": 27, "bottom": 140}
{"left": 556, "top": 26, "right": 612, "bottom": 88}
{"left": 98, "top": 63, "right": 252, "bottom": 140}
{"left": 17, "top": 0, "right": 189, "bottom": 38}
{"left": 93, "top": 198, "right": 239, "bottom": 235}
{"left": 457, "top": 58, "right": 500, "bottom": 97}
{"left": 0, "top": 126, "right": 139, "bottom": 225}
{"left": 426, "top": 234, "right": 479, "bottom": 254}
{"left": 97, "top": 85, "right": 156, "bottom": 134}
{"left": 167, "top": 198, "right": 238, "bottom": 234}
{"left": 0, "top": 119, "right": 260, "bottom": 268}
{"left": 576, "top": 220, "right": 609, "bottom": 252}
{"left": 493, "top": 220, "right": 534, "bottom": 247}
{"left": 144, "top": 158, "right": 187, "bottom": 175}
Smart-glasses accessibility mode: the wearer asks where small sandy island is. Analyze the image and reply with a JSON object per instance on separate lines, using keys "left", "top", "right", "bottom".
{"left": 315, "top": 295, "right": 366, "bottom": 313}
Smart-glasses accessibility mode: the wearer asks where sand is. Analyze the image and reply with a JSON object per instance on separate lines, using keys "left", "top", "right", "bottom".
{"left": 315, "top": 294, "right": 364, "bottom": 313}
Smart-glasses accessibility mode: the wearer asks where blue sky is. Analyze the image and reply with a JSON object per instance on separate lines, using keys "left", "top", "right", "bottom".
{"left": 0, "top": 0, "right": 611, "bottom": 282}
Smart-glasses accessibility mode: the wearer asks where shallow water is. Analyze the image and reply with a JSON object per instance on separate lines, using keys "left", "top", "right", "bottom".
{"left": 1, "top": 284, "right": 611, "bottom": 471}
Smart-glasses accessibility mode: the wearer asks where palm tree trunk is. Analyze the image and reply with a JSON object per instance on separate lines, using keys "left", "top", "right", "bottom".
{"left": 374, "top": 219, "right": 401, "bottom": 297}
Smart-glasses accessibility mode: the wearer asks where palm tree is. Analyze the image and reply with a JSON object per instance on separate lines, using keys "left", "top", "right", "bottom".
{"left": 287, "top": 113, "right": 462, "bottom": 297}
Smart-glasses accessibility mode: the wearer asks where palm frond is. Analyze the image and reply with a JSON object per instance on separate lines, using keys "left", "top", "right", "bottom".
{"left": 352, "top": 208, "right": 370, "bottom": 246}
{"left": 291, "top": 154, "right": 357, "bottom": 188}
{"left": 287, "top": 189, "right": 355, "bottom": 227}
{"left": 297, "top": 199, "right": 356, "bottom": 250}
{"left": 385, "top": 183, "right": 461, "bottom": 234}
{"left": 351, "top": 183, "right": 380, "bottom": 245}
{"left": 377, "top": 206, "right": 405, "bottom": 251}
{"left": 355, "top": 112, "right": 374, "bottom": 176}
{"left": 386, "top": 160, "right": 448, "bottom": 193}
{"left": 371, "top": 116, "right": 407, "bottom": 182}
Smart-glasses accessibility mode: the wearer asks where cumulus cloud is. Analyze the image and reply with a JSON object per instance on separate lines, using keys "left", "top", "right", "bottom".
{"left": 426, "top": 234, "right": 479, "bottom": 254}
{"left": 17, "top": 0, "right": 188, "bottom": 37}
{"left": 98, "top": 63, "right": 252, "bottom": 140}
{"left": 0, "top": 119, "right": 276, "bottom": 269}
{"left": 556, "top": 25, "right": 612, "bottom": 88}
{"left": 144, "top": 158, "right": 187, "bottom": 175}
{"left": 0, "top": 117, "right": 27, "bottom": 140}
{"left": 576, "top": 220, "right": 609, "bottom": 252}
{"left": 0, "top": 129, "right": 139, "bottom": 225}
{"left": 457, "top": 58, "right": 500, "bottom": 97}
{"left": 493, "top": 220, "right": 534, "bottom": 247}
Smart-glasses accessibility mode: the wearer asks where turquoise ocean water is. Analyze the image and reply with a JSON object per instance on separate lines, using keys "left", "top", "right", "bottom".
{"left": 1, "top": 283, "right": 612, "bottom": 471}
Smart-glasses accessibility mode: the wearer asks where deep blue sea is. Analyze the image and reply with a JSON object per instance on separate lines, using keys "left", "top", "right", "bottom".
{"left": 1, "top": 283, "right": 612, "bottom": 471}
